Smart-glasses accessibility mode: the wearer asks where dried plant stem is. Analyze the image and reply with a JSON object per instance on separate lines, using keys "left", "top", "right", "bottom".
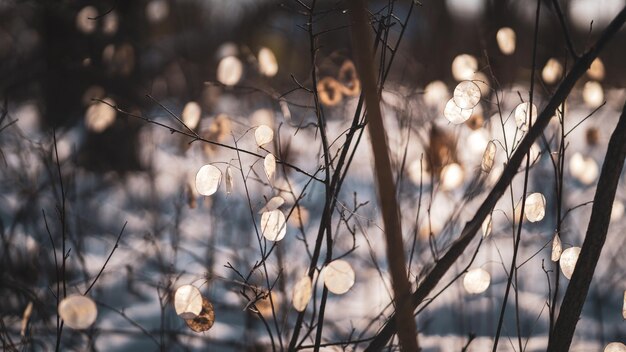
{"left": 547, "top": 101, "right": 626, "bottom": 351}
{"left": 348, "top": 1, "right": 418, "bottom": 351}
{"left": 365, "top": 5, "right": 626, "bottom": 350}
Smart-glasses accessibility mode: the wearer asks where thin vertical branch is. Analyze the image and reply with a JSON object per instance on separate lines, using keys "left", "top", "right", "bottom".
{"left": 348, "top": 1, "right": 418, "bottom": 351}
{"left": 547, "top": 101, "right": 626, "bottom": 351}
{"left": 364, "top": 6, "right": 626, "bottom": 350}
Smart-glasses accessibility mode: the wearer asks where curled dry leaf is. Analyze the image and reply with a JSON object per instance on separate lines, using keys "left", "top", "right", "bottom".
{"left": 524, "top": 193, "right": 546, "bottom": 223}
{"left": 261, "top": 209, "right": 287, "bottom": 241}
{"left": 258, "top": 196, "right": 285, "bottom": 214}
{"left": 444, "top": 98, "right": 472, "bottom": 124}
{"left": 463, "top": 268, "right": 491, "bottom": 294}
{"left": 185, "top": 297, "right": 215, "bottom": 333}
{"left": 560, "top": 246, "right": 581, "bottom": 280}
{"left": 292, "top": 275, "right": 312, "bottom": 312}
{"left": 453, "top": 81, "right": 481, "bottom": 109}
{"left": 174, "top": 285, "right": 203, "bottom": 320}
{"left": 551, "top": 234, "right": 563, "bottom": 262}
{"left": 58, "top": 295, "right": 98, "bottom": 330}
{"left": 322, "top": 259, "right": 355, "bottom": 295}
{"left": 255, "top": 125, "right": 274, "bottom": 147}
{"left": 264, "top": 153, "right": 276, "bottom": 182}
{"left": 481, "top": 140, "right": 496, "bottom": 173}
{"left": 195, "top": 164, "right": 222, "bottom": 196}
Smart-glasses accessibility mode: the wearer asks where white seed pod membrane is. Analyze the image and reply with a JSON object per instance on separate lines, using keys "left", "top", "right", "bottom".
{"left": 440, "top": 163, "right": 465, "bottom": 191}
{"left": 174, "top": 285, "right": 203, "bottom": 319}
{"left": 569, "top": 152, "right": 599, "bottom": 185}
{"left": 86, "top": 98, "right": 116, "bottom": 133}
{"left": 583, "top": 81, "right": 604, "bottom": 108}
{"left": 524, "top": 193, "right": 546, "bottom": 222}
{"left": 261, "top": 209, "right": 287, "bottom": 241}
{"left": 453, "top": 81, "right": 481, "bottom": 109}
{"left": 482, "top": 214, "right": 492, "bottom": 238}
{"left": 58, "top": 295, "right": 98, "bottom": 330}
{"left": 463, "top": 268, "right": 491, "bottom": 294}
{"left": 182, "top": 101, "right": 201, "bottom": 129}
{"left": 514, "top": 102, "right": 537, "bottom": 132}
{"left": 496, "top": 27, "right": 516, "bottom": 55}
{"left": 322, "top": 260, "right": 355, "bottom": 295}
{"left": 560, "top": 247, "right": 581, "bottom": 280}
{"left": 292, "top": 275, "right": 312, "bottom": 312}
{"left": 258, "top": 47, "right": 278, "bottom": 77}
{"left": 264, "top": 154, "right": 276, "bottom": 182}
{"left": 195, "top": 164, "right": 222, "bottom": 196}
{"left": 255, "top": 125, "right": 274, "bottom": 147}
{"left": 225, "top": 166, "right": 234, "bottom": 195}
{"left": 258, "top": 196, "right": 285, "bottom": 214}
{"left": 444, "top": 98, "right": 472, "bottom": 124}
{"left": 551, "top": 234, "right": 562, "bottom": 262}
{"left": 481, "top": 140, "right": 496, "bottom": 173}
{"left": 217, "top": 56, "right": 242, "bottom": 86}
{"left": 451, "top": 54, "right": 478, "bottom": 81}
{"left": 605, "top": 342, "right": 626, "bottom": 352}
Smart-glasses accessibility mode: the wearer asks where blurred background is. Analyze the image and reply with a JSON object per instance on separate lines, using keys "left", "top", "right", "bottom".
{"left": 1, "top": 0, "right": 625, "bottom": 351}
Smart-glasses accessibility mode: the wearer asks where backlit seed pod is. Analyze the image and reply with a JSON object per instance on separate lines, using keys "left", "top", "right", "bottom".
{"left": 58, "top": 295, "right": 98, "bottom": 329}
{"left": 264, "top": 154, "right": 276, "bottom": 182}
{"left": 587, "top": 58, "right": 605, "bottom": 81}
{"left": 85, "top": 98, "right": 116, "bottom": 133}
{"left": 76, "top": 6, "right": 98, "bottom": 34}
{"left": 217, "top": 56, "right": 243, "bottom": 86}
{"left": 604, "top": 342, "right": 626, "bottom": 352}
{"left": 317, "top": 77, "right": 343, "bottom": 106}
{"left": 255, "top": 125, "right": 274, "bottom": 147}
{"left": 524, "top": 193, "right": 546, "bottom": 222}
{"left": 182, "top": 101, "right": 201, "bottom": 130}
{"left": 496, "top": 27, "right": 516, "bottom": 55}
{"left": 322, "top": 260, "right": 355, "bottom": 295}
{"left": 423, "top": 81, "right": 449, "bottom": 108}
{"left": 261, "top": 209, "right": 287, "bottom": 241}
{"left": 583, "top": 81, "right": 604, "bottom": 108}
{"left": 463, "top": 268, "right": 491, "bottom": 294}
{"left": 482, "top": 213, "right": 492, "bottom": 238}
{"left": 514, "top": 102, "right": 537, "bottom": 132}
{"left": 338, "top": 60, "right": 361, "bottom": 97}
{"left": 258, "top": 196, "right": 284, "bottom": 214}
{"left": 292, "top": 275, "right": 312, "bottom": 312}
{"left": 560, "top": 247, "right": 581, "bottom": 280}
{"left": 440, "top": 163, "right": 464, "bottom": 191}
{"left": 569, "top": 152, "right": 599, "bottom": 185}
{"left": 174, "top": 285, "right": 203, "bottom": 320}
{"left": 255, "top": 291, "right": 280, "bottom": 318}
{"left": 451, "top": 54, "right": 478, "bottom": 81}
{"left": 542, "top": 58, "right": 563, "bottom": 84}
{"left": 195, "top": 164, "right": 222, "bottom": 196}
{"left": 444, "top": 99, "right": 472, "bottom": 124}
{"left": 481, "top": 140, "right": 496, "bottom": 173}
{"left": 258, "top": 47, "right": 278, "bottom": 77}
{"left": 551, "top": 234, "right": 562, "bottom": 262}
{"left": 453, "top": 81, "right": 481, "bottom": 109}
{"left": 184, "top": 297, "right": 215, "bottom": 332}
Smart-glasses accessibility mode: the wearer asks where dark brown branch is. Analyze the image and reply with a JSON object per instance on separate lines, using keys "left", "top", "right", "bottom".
{"left": 348, "top": 1, "right": 418, "bottom": 351}
{"left": 364, "top": 5, "right": 626, "bottom": 350}
{"left": 547, "top": 102, "right": 626, "bottom": 351}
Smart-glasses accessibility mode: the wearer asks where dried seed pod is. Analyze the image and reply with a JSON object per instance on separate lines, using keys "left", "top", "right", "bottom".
{"left": 185, "top": 297, "right": 215, "bottom": 333}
